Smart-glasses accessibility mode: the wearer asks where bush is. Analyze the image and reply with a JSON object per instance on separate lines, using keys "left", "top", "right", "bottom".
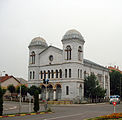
{"left": 0, "top": 87, "right": 6, "bottom": 116}
{"left": 33, "top": 90, "right": 39, "bottom": 112}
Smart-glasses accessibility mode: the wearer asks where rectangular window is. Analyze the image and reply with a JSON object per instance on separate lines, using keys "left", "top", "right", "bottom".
{"left": 65, "top": 69, "right": 67, "bottom": 78}
{"left": 66, "top": 86, "right": 69, "bottom": 95}
{"left": 69, "top": 69, "right": 71, "bottom": 78}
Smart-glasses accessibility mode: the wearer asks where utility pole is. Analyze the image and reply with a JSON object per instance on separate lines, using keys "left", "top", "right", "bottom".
{"left": 43, "top": 79, "right": 49, "bottom": 111}
{"left": 120, "top": 77, "right": 121, "bottom": 100}
{"left": 19, "top": 82, "right": 21, "bottom": 113}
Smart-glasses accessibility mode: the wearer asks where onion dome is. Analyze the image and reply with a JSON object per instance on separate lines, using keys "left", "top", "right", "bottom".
{"left": 62, "top": 29, "right": 84, "bottom": 41}
{"left": 29, "top": 37, "right": 48, "bottom": 47}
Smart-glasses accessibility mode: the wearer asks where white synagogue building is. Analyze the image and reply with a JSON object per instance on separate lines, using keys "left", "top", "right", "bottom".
{"left": 28, "top": 29, "right": 110, "bottom": 101}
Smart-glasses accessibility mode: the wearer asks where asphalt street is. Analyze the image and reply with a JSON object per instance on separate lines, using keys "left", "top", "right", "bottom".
{"left": 2, "top": 101, "right": 122, "bottom": 120}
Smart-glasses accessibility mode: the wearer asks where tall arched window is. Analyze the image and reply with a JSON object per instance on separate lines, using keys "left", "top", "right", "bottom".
{"left": 51, "top": 70, "right": 54, "bottom": 78}
{"left": 59, "top": 69, "right": 62, "bottom": 78}
{"left": 69, "top": 69, "right": 71, "bottom": 78}
{"left": 30, "top": 51, "right": 35, "bottom": 64}
{"left": 80, "top": 70, "right": 82, "bottom": 78}
{"left": 56, "top": 70, "right": 58, "bottom": 78}
{"left": 66, "top": 86, "right": 69, "bottom": 95}
{"left": 30, "top": 71, "right": 32, "bottom": 79}
{"left": 44, "top": 71, "right": 46, "bottom": 79}
{"left": 78, "top": 46, "right": 82, "bottom": 61}
{"left": 40, "top": 71, "right": 43, "bottom": 79}
{"left": 48, "top": 70, "right": 50, "bottom": 79}
{"left": 78, "top": 69, "right": 79, "bottom": 78}
{"left": 33, "top": 71, "right": 35, "bottom": 79}
{"left": 65, "top": 69, "right": 67, "bottom": 78}
{"left": 65, "top": 45, "right": 71, "bottom": 60}
{"left": 84, "top": 71, "right": 86, "bottom": 79}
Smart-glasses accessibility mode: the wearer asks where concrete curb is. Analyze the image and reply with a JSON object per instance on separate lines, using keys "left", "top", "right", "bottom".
{"left": 0, "top": 111, "right": 53, "bottom": 118}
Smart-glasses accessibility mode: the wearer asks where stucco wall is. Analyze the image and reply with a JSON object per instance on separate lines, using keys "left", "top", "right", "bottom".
{"left": 1, "top": 78, "right": 19, "bottom": 88}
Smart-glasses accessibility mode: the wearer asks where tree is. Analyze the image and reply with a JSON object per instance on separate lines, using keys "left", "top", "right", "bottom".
{"left": 7, "top": 84, "right": 15, "bottom": 95}
{"left": 16, "top": 85, "right": 28, "bottom": 96}
{"left": 94, "top": 85, "right": 106, "bottom": 102}
{"left": 0, "top": 87, "right": 6, "bottom": 115}
{"left": 84, "top": 73, "right": 106, "bottom": 102}
{"left": 28, "top": 85, "right": 41, "bottom": 96}
{"left": 33, "top": 90, "right": 39, "bottom": 112}
{"left": 110, "top": 70, "right": 122, "bottom": 98}
{"left": 84, "top": 73, "right": 98, "bottom": 99}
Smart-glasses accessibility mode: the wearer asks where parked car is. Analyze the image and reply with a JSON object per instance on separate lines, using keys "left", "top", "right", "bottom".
{"left": 109, "top": 95, "right": 120, "bottom": 104}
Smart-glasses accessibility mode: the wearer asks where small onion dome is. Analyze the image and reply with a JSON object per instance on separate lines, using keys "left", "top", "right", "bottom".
{"left": 62, "top": 29, "right": 84, "bottom": 41}
{"left": 29, "top": 37, "right": 48, "bottom": 47}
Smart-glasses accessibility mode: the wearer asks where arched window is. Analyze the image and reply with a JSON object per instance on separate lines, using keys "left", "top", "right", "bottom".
{"left": 65, "top": 69, "right": 67, "bottom": 78}
{"left": 79, "top": 84, "right": 82, "bottom": 99}
{"left": 78, "top": 46, "right": 82, "bottom": 61}
{"left": 59, "top": 69, "right": 62, "bottom": 78}
{"left": 56, "top": 70, "right": 58, "bottom": 78}
{"left": 30, "top": 71, "right": 32, "bottom": 79}
{"left": 80, "top": 70, "right": 82, "bottom": 78}
{"left": 51, "top": 70, "right": 54, "bottom": 78}
{"left": 33, "top": 71, "right": 35, "bottom": 79}
{"left": 48, "top": 70, "right": 50, "bottom": 79}
{"left": 69, "top": 69, "right": 71, "bottom": 78}
{"left": 66, "top": 86, "right": 69, "bottom": 95}
{"left": 44, "top": 71, "right": 46, "bottom": 79}
{"left": 65, "top": 45, "right": 71, "bottom": 60}
{"left": 40, "top": 71, "right": 43, "bottom": 79}
{"left": 84, "top": 71, "right": 86, "bottom": 79}
{"left": 78, "top": 69, "right": 79, "bottom": 78}
{"left": 30, "top": 51, "right": 35, "bottom": 64}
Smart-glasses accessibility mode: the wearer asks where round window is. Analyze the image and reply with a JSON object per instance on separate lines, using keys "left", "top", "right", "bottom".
{"left": 49, "top": 55, "right": 53, "bottom": 61}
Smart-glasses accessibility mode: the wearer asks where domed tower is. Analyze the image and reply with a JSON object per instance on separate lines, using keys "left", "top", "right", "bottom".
{"left": 61, "top": 29, "right": 85, "bottom": 64}
{"left": 28, "top": 37, "right": 48, "bottom": 86}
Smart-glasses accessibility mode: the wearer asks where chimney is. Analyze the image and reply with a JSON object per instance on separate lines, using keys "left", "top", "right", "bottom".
{"left": 5, "top": 74, "right": 8, "bottom": 76}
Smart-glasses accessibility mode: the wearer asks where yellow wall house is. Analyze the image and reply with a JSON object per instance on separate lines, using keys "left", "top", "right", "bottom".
{"left": 0, "top": 74, "right": 20, "bottom": 89}
{"left": 0, "top": 74, "right": 22, "bottom": 97}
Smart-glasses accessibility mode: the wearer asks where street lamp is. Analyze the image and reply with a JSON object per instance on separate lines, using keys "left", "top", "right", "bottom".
{"left": 43, "top": 79, "right": 49, "bottom": 110}
{"left": 0, "top": 71, "right": 5, "bottom": 86}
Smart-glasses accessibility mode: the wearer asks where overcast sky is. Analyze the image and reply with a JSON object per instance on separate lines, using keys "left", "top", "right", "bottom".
{"left": 0, "top": 0, "right": 122, "bottom": 80}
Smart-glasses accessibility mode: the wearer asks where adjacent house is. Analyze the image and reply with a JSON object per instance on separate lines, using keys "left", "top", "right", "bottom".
{"left": 0, "top": 74, "right": 20, "bottom": 89}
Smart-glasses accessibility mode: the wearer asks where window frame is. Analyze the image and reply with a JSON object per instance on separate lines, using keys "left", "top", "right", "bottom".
{"left": 69, "top": 69, "right": 71, "bottom": 78}
{"left": 66, "top": 86, "right": 69, "bottom": 95}
{"left": 65, "top": 45, "right": 72, "bottom": 60}
{"left": 65, "top": 69, "right": 67, "bottom": 78}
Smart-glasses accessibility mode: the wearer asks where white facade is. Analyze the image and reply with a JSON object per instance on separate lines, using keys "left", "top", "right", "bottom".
{"left": 28, "top": 29, "right": 110, "bottom": 101}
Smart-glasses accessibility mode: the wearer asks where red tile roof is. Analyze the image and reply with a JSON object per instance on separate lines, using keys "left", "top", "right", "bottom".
{"left": 0, "top": 75, "right": 20, "bottom": 83}
{"left": 108, "top": 66, "right": 122, "bottom": 74}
